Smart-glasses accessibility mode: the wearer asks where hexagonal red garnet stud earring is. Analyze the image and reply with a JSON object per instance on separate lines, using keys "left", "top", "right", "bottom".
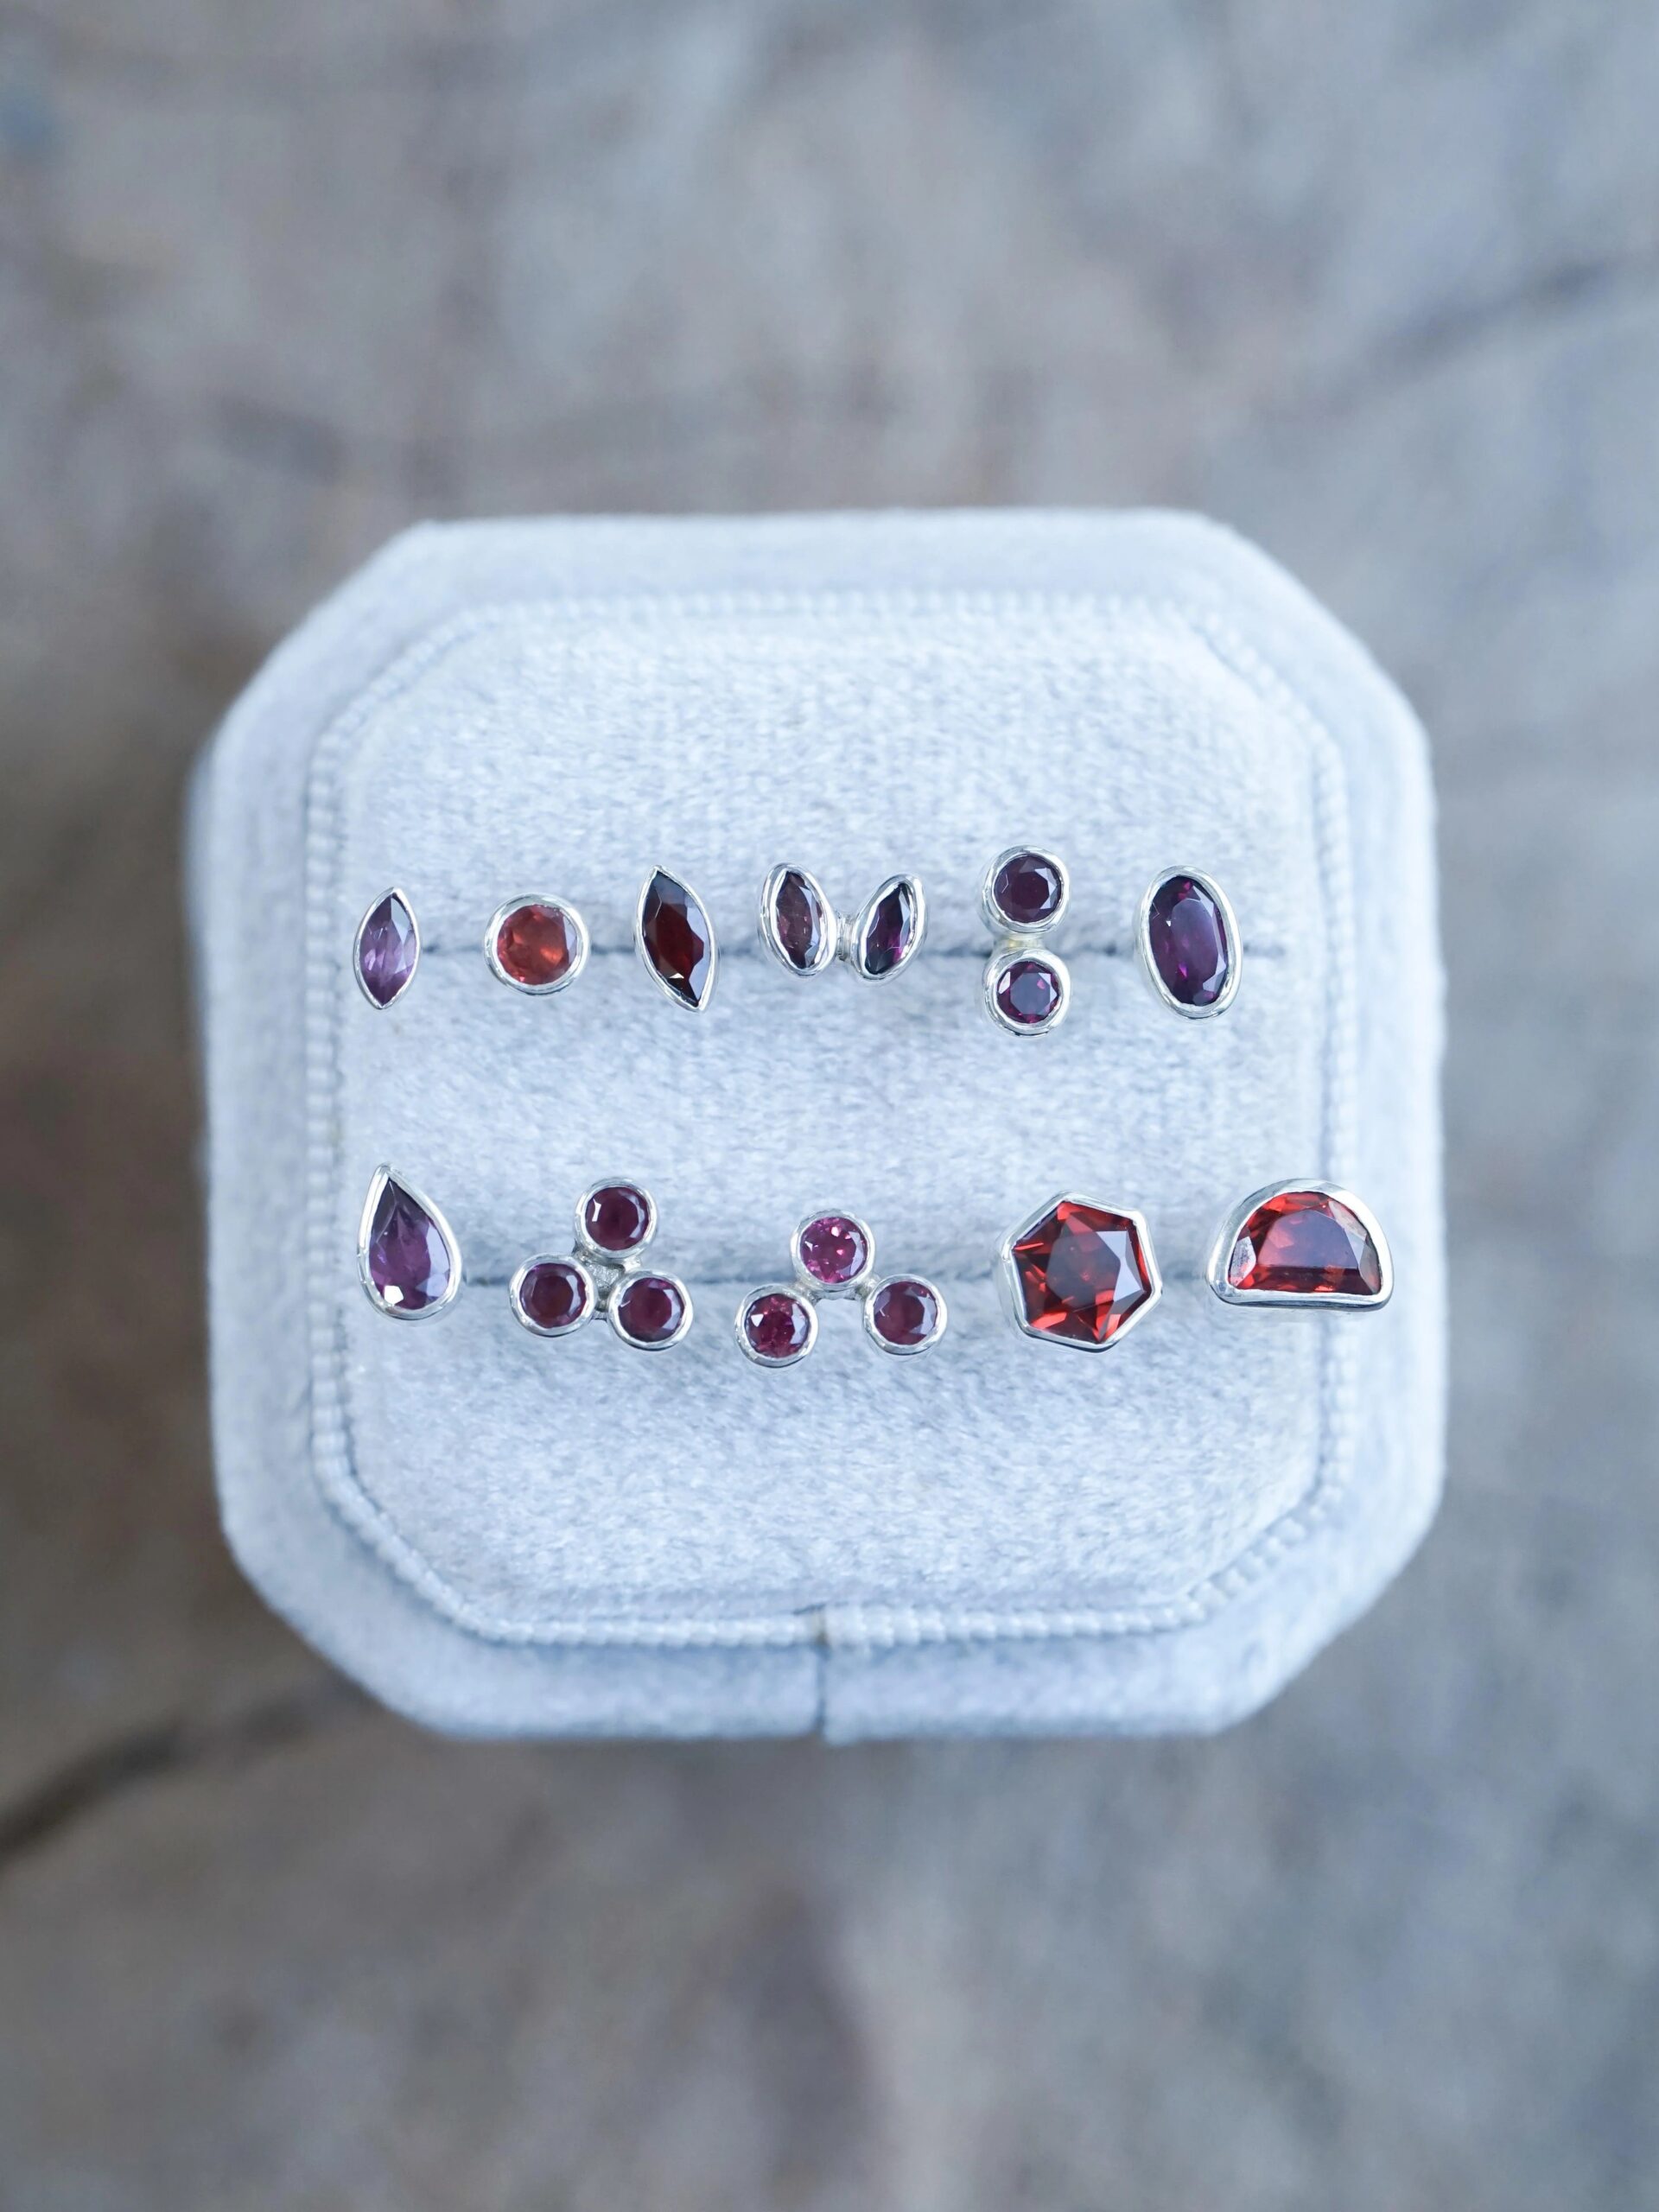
{"left": 736, "top": 1210, "right": 947, "bottom": 1366}
{"left": 1206, "top": 1182, "right": 1392, "bottom": 1309}
{"left": 998, "top": 1193, "right": 1161, "bottom": 1351}
{"left": 512, "top": 1179, "right": 694, "bottom": 1350}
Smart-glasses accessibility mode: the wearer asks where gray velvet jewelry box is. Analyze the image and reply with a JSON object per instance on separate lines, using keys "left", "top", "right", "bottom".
{"left": 188, "top": 509, "right": 1445, "bottom": 1740}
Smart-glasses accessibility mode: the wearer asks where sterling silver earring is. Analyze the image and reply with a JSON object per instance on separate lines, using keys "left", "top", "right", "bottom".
{"left": 512, "top": 1179, "right": 695, "bottom": 1348}
{"left": 737, "top": 1210, "right": 946, "bottom": 1363}
{"left": 980, "top": 846, "right": 1071, "bottom": 1036}
{"left": 759, "top": 867, "right": 926, "bottom": 984}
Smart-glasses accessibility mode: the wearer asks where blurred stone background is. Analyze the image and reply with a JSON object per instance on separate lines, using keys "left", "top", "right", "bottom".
{"left": 2, "top": 3, "right": 1656, "bottom": 2206}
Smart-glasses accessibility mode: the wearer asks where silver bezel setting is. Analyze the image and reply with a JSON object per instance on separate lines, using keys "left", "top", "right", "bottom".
{"left": 1205, "top": 1180, "right": 1394, "bottom": 1310}
{"left": 575, "top": 1177, "right": 659, "bottom": 1262}
{"left": 995, "top": 1191, "right": 1163, "bottom": 1353}
{"left": 759, "top": 863, "right": 838, "bottom": 978}
{"left": 636, "top": 865, "right": 719, "bottom": 1013}
{"left": 734, "top": 1283, "right": 820, "bottom": 1368}
{"left": 607, "top": 1272, "right": 695, "bottom": 1351}
{"left": 484, "top": 893, "right": 590, "bottom": 995}
{"left": 358, "top": 1164, "right": 461, "bottom": 1321}
{"left": 980, "top": 845, "right": 1071, "bottom": 937}
{"left": 353, "top": 887, "right": 421, "bottom": 1009}
{"left": 861, "top": 1274, "right": 949, "bottom": 1358}
{"left": 789, "top": 1208, "right": 877, "bottom": 1298}
{"left": 982, "top": 946, "right": 1072, "bottom": 1038}
{"left": 508, "top": 1253, "right": 598, "bottom": 1337}
{"left": 1136, "top": 866, "right": 1243, "bottom": 1020}
{"left": 848, "top": 873, "right": 926, "bottom": 983}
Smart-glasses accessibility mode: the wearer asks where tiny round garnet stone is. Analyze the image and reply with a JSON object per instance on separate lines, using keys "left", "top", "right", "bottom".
{"left": 614, "top": 1274, "right": 687, "bottom": 1346}
{"left": 742, "top": 1289, "right": 813, "bottom": 1363}
{"left": 994, "top": 955, "right": 1064, "bottom": 1030}
{"left": 869, "top": 1277, "right": 942, "bottom": 1351}
{"left": 515, "top": 1259, "right": 591, "bottom": 1333}
{"left": 1146, "top": 874, "right": 1232, "bottom": 1009}
{"left": 797, "top": 1214, "right": 870, "bottom": 1289}
{"left": 1010, "top": 1198, "right": 1155, "bottom": 1348}
{"left": 991, "top": 849, "right": 1065, "bottom": 930}
{"left": 494, "top": 901, "right": 579, "bottom": 989}
{"left": 583, "top": 1183, "right": 653, "bottom": 1254}
{"left": 1226, "top": 1189, "right": 1384, "bottom": 1299}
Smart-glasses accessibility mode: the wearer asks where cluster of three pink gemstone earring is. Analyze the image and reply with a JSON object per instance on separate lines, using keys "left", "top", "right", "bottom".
{"left": 735, "top": 1211, "right": 947, "bottom": 1366}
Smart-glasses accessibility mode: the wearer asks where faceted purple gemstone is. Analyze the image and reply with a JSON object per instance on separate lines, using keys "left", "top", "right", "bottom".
{"left": 614, "top": 1274, "right": 687, "bottom": 1346}
{"left": 991, "top": 850, "right": 1065, "bottom": 930}
{"left": 356, "top": 891, "right": 418, "bottom": 1007}
{"left": 743, "top": 1290, "right": 813, "bottom": 1363}
{"left": 798, "top": 1213, "right": 870, "bottom": 1287}
{"left": 640, "top": 870, "right": 715, "bottom": 1009}
{"left": 363, "top": 1173, "right": 453, "bottom": 1314}
{"left": 772, "top": 868, "right": 830, "bottom": 971}
{"left": 1147, "top": 874, "right": 1232, "bottom": 1008}
{"left": 515, "top": 1259, "right": 591, "bottom": 1333}
{"left": 870, "top": 1277, "right": 942, "bottom": 1351}
{"left": 858, "top": 877, "right": 921, "bottom": 978}
{"left": 995, "top": 955, "right": 1063, "bottom": 1029}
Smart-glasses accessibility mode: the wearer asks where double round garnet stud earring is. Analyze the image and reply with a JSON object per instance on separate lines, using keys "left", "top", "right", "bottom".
{"left": 980, "top": 847, "right": 1071, "bottom": 1036}
{"left": 737, "top": 1210, "right": 947, "bottom": 1365}
{"left": 512, "top": 1179, "right": 694, "bottom": 1349}
{"left": 759, "top": 867, "right": 926, "bottom": 985}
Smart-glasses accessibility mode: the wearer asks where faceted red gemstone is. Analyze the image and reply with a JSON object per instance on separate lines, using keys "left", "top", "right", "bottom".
{"left": 772, "top": 869, "right": 830, "bottom": 971}
{"left": 640, "top": 870, "right": 715, "bottom": 1008}
{"left": 870, "top": 1277, "right": 941, "bottom": 1351}
{"left": 1147, "top": 874, "right": 1232, "bottom": 1008}
{"left": 494, "top": 901, "right": 577, "bottom": 988}
{"left": 516, "top": 1258, "right": 591, "bottom": 1333}
{"left": 1010, "top": 1198, "right": 1154, "bottom": 1347}
{"left": 743, "top": 1289, "right": 813, "bottom": 1363}
{"left": 614, "top": 1274, "right": 687, "bottom": 1345}
{"left": 991, "top": 850, "right": 1065, "bottom": 930}
{"left": 994, "top": 955, "right": 1064, "bottom": 1028}
{"left": 797, "top": 1214, "right": 870, "bottom": 1287}
{"left": 583, "top": 1183, "right": 652, "bottom": 1253}
{"left": 1225, "top": 1190, "right": 1384, "bottom": 1298}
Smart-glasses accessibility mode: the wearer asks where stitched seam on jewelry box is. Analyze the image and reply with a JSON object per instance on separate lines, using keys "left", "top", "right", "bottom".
{"left": 304, "top": 589, "right": 1357, "bottom": 1652}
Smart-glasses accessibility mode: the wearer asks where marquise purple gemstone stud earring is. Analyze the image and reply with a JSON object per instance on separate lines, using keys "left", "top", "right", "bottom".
{"left": 354, "top": 889, "right": 420, "bottom": 1007}
{"left": 760, "top": 867, "right": 925, "bottom": 984}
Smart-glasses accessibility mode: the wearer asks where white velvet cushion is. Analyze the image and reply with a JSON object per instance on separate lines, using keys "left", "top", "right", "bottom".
{"left": 190, "top": 510, "right": 1444, "bottom": 1738}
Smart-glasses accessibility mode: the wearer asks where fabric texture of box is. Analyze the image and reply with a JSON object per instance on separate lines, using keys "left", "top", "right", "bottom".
{"left": 189, "top": 509, "right": 1445, "bottom": 1739}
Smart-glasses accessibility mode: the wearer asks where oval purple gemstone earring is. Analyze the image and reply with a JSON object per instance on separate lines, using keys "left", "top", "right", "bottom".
{"left": 1137, "top": 868, "right": 1240, "bottom": 1017}
{"left": 353, "top": 888, "right": 420, "bottom": 1007}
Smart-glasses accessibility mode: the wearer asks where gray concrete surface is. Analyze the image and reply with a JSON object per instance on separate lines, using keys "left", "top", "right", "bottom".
{"left": 2, "top": 3, "right": 1656, "bottom": 2206}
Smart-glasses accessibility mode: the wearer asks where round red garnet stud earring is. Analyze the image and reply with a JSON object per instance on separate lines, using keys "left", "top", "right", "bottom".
{"left": 980, "top": 846, "right": 1071, "bottom": 1037}
{"left": 512, "top": 1179, "right": 694, "bottom": 1349}
{"left": 486, "top": 893, "right": 589, "bottom": 995}
{"left": 737, "top": 1210, "right": 946, "bottom": 1365}
{"left": 1206, "top": 1182, "right": 1392, "bottom": 1309}
{"left": 997, "top": 1193, "right": 1161, "bottom": 1351}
